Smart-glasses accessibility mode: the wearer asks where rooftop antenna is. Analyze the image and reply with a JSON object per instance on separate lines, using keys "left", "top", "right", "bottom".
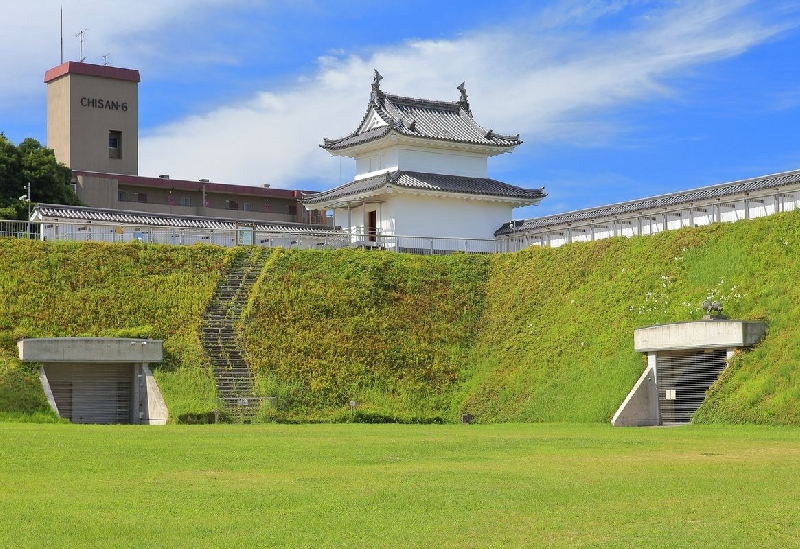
{"left": 102, "top": 53, "right": 110, "bottom": 66}
{"left": 60, "top": 5, "right": 63, "bottom": 64}
{"left": 75, "top": 28, "right": 87, "bottom": 62}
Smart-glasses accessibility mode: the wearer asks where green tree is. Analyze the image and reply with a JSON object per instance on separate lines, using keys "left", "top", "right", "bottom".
{"left": 0, "top": 134, "right": 80, "bottom": 220}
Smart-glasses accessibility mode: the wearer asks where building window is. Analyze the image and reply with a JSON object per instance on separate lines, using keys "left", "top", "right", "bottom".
{"left": 118, "top": 191, "right": 128, "bottom": 202}
{"left": 243, "top": 202, "right": 252, "bottom": 212}
{"left": 137, "top": 193, "right": 147, "bottom": 204}
{"left": 228, "top": 200, "right": 238, "bottom": 210}
{"left": 181, "top": 197, "right": 191, "bottom": 207}
{"left": 109, "top": 131, "right": 122, "bottom": 159}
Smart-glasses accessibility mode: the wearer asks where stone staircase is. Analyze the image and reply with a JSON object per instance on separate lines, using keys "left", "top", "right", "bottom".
{"left": 200, "top": 248, "right": 266, "bottom": 422}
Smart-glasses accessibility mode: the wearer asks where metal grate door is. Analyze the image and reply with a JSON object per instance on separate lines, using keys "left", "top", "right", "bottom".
{"left": 657, "top": 349, "right": 727, "bottom": 425}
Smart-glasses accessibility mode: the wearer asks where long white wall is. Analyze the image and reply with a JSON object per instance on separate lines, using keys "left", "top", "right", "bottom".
{"left": 502, "top": 192, "right": 799, "bottom": 250}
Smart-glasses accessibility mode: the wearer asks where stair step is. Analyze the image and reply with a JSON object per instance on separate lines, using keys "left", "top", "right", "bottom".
{"left": 198, "top": 250, "right": 270, "bottom": 421}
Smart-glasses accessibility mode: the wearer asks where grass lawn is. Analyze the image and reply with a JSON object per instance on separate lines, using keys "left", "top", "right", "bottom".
{"left": 1, "top": 423, "right": 799, "bottom": 548}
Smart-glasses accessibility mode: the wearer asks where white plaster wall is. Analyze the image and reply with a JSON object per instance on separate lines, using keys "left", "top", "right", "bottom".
{"left": 355, "top": 149, "right": 399, "bottom": 179}
{"left": 547, "top": 233, "right": 568, "bottom": 248}
{"left": 396, "top": 148, "right": 487, "bottom": 177}
{"left": 333, "top": 194, "right": 513, "bottom": 247}
{"left": 333, "top": 204, "right": 367, "bottom": 236}
{"left": 390, "top": 194, "right": 511, "bottom": 240}
{"left": 355, "top": 147, "right": 488, "bottom": 179}
{"left": 692, "top": 210, "right": 713, "bottom": 226}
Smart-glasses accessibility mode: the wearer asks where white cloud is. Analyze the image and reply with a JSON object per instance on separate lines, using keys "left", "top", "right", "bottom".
{"left": 139, "top": 1, "right": 787, "bottom": 189}
{"left": 0, "top": 0, "right": 240, "bottom": 105}
{"left": 0, "top": 1, "right": 791, "bottom": 192}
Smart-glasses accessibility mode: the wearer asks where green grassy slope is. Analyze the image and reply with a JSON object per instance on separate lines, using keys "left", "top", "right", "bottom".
{"left": 238, "top": 212, "right": 800, "bottom": 424}
{"left": 0, "top": 239, "right": 230, "bottom": 419}
{"left": 2, "top": 210, "right": 800, "bottom": 424}
{"left": 240, "top": 249, "right": 490, "bottom": 422}
{"left": 467, "top": 211, "right": 800, "bottom": 424}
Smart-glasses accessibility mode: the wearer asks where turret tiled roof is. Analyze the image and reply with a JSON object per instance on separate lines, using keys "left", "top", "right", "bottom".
{"left": 321, "top": 70, "right": 521, "bottom": 152}
{"left": 302, "top": 170, "right": 545, "bottom": 207}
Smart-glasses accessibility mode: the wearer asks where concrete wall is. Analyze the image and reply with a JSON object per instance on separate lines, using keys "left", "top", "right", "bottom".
{"left": 47, "top": 67, "right": 138, "bottom": 175}
{"left": 634, "top": 321, "right": 767, "bottom": 352}
{"left": 75, "top": 174, "right": 119, "bottom": 209}
{"left": 612, "top": 356, "right": 659, "bottom": 427}
{"left": 18, "top": 337, "right": 162, "bottom": 363}
{"left": 46, "top": 75, "right": 72, "bottom": 169}
{"left": 141, "top": 365, "right": 168, "bottom": 425}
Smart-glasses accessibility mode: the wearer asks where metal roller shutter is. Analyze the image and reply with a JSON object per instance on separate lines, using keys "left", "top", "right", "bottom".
{"left": 657, "top": 349, "right": 727, "bottom": 425}
{"left": 45, "top": 363, "right": 133, "bottom": 424}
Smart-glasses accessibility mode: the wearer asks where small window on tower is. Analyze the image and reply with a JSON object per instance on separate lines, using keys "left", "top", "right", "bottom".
{"left": 109, "top": 131, "right": 122, "bottom": 159}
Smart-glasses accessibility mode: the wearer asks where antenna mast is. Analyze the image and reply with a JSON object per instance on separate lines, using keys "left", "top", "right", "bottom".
{"left": 60, "top": 6, "right": 63, "bottom": 64}
{"left": 102, "top": 53, "right": 110, "bottom": 66}
{"left": 75, "top": 29, "right": 87, "bottom": 62}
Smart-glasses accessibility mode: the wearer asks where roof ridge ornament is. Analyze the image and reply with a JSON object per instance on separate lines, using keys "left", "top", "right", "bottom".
{"left": 371, "top": 69, "right": 384, "bottom": 104}
{"left": 457, "top": 81, "right": 471, "bottom": 115}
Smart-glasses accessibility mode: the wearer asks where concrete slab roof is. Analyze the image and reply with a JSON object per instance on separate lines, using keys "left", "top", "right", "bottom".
{"left": 18, "top": 338, "right": 163, "bottom": 363}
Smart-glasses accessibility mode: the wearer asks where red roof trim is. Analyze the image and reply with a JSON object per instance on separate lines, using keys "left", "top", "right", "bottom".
{"left": 44, "top": 62, "right": 141, "bottom": 84}
{"left": 72, "top": 171, "right": 314, "bottom": 199}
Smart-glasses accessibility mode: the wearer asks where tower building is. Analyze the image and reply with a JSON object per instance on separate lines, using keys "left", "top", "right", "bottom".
{"left": 45, "top": 62, "right": 140, "bottom": 175}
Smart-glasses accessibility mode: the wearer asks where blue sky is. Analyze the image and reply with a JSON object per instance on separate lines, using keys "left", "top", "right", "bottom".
{"left": 1, "top": 0, "right": 799, "bottom": 219}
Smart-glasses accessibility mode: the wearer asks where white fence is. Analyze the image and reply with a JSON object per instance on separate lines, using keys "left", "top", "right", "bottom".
{"left": 0, "top": 219, "right": 505, "bottom": 254}
{"left": 0, "top": 220, "right": 35, "bottom": 239}
{"left": 6, "top": 184, "right": 799, "bottom": 254}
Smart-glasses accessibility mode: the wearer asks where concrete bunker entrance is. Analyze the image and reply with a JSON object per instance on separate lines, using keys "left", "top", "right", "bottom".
{"left": 612, "top": 320, "right": 766, "bottom": 427}
{"left": 18, "top": 337, "right": 168, "bottom": 425}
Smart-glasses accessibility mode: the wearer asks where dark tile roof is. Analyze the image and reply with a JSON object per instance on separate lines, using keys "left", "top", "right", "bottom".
{"left": 302, "top": 171, "right": 546, "bottom": 206}
{"left": 495, "top": 168, "right": 800, "bottom": 236}
{"left": 32, "top": 204, "right": 337, "bottom": 233}
{"left": 322, "top": 71, "right": 521, "bottom": 152}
